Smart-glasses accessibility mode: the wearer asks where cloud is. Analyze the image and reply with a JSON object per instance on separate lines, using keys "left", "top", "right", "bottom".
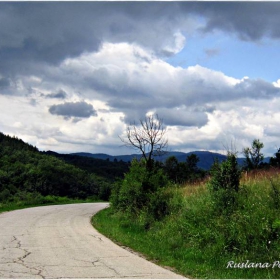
{"left": 50, "top": 43, "right": 280, "bottom": 123}
{"left": 273, "top": 79, "right": 280, "bottom": 88}
{"left": 153, "top": 107, "right": 209, "bottom": 128}
{"left": 234, "top": 78, "right": 280, "bottom": 99}
{"left": 0, "top": 3, "right": 101, "bottom": 65}
{"left": 1, "top": 2, "right": 279, "bottom": 80}
{"left": 0, "top": 76, "right": 20, "bottom": 96}
{"left": 160, "top": 32, "right": 186, "bottom": 56}
{"left": 188, "top": 2, "right": 280, "bottom": 41}
{"left": 12, "top": 41, "right": 272, "bottom": 134}
{"left": 49, "top": 101, "right": 97, "bottom": 119}
{"left": 45, "top": 89, "right": 67, "bottom": 99}
{"left": 0, "top": 77, "right": 10, "bottom": 88}
{"left": 0, "top": 2, "right": 191, "bottom": 77}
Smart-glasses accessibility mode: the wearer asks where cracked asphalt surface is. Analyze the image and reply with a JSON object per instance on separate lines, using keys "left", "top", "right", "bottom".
{"left": 0, "top": 203, "right": 185, "bottom": 278}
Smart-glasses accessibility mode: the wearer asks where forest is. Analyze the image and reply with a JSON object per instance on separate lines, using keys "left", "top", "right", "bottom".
{"left": 0, "top": 132, "right": 130, "bottom": 204}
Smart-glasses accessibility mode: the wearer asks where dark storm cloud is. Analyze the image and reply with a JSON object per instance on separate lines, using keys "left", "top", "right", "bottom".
{"left": 0, "top": 1, "right": 182, "bottom": 75}
{"left": 109, "top": 73, "right": 280, "bottom": 118}
{"left": 45, "top": 89, "right": 67, "bottom": 99}
{"left": 0, "top": 2, "right": 101, "bottom": 75}
{"left": 0, "top": 76, "right": 15, "bottom": 95}
{"left": 49, "top": 101, "right": 97, "bottom": 119}
{"left": 0, "top": 77, "right": 10, "bottom": 88}
{"left": 155, "top": 108, "right": 209, "bottom": 128}
{"left": 187, "top": 2, "right": 280, "bottom": 41}
{"left": 176, "top": 72, "right": 280, "bottom": 106}
{"left": 1, "top": 1, "right": 279, "bottom": 76}
{"left": 234, "top": 78, "right": 280, "bottom": 99}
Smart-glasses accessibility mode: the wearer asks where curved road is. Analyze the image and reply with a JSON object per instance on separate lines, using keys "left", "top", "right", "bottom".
{"left": 0, "top": 203, "right": 185, "bottom": 278}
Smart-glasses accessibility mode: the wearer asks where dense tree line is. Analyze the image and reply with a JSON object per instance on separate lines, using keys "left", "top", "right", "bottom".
{"left": 0, "top": 132, "right": 128, "bottom": 202}
{"left": 43, "top": 151, "right": 129, "bottom": 182}
{"left": 163, "top": 154, "right": 206, "bottom": 184}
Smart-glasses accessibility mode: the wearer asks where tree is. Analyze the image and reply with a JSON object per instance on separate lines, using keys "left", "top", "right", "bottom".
{"left": 164, "top": 156, "right": 179, "bottom": 182}
{"left": 120, "top": 114, "right": 168, "bottom": 171}
{"left": 208, "top": 152, "right": 241, "bottom": 212}
{"left": 243, "top": 139, "right": 264, "bottom": 170}
{"left": 186, "top": 154, "right": 199, "bottom": 172}
{"left": 270, "top": 148, "right": 280, "bottom": 167}
{"left": 110, "top": 158, "right": 170, "bottom": 224}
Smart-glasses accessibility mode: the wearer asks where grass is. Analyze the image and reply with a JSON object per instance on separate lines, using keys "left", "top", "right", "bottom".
{"left": 92, "top": 168, "right": 280, "bottom": 279}
{"left": 0, "top": 192, "right": 102, "bottom": 214}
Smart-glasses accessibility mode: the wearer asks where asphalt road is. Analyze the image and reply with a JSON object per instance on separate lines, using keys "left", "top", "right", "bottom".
{"left": 0, "top": 203, "right": 185, "bottom": 278}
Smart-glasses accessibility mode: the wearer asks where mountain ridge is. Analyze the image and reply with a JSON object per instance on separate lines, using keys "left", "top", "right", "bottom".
{"left": 69, "top": 151, "right": 270, "bottom": 170}
{"left": 69, "top": 151, "right": 250, "bottom": 170}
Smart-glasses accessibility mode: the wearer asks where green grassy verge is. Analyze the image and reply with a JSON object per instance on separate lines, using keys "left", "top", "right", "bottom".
{"left": 92, "top": 173, "right": 280, "bottom": 279}
{"left": 0, "top": 192, "right": 102, "bottom": 214}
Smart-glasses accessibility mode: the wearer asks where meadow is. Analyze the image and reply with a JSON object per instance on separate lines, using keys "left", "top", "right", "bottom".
{"left": 92, "top": 167, "right": 280, "bottom": 279}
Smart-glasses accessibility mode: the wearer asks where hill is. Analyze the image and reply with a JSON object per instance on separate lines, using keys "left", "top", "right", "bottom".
{"left": 0, "top": 132, "right": 118, "bottom": 202}
{"left": 43, "top": 151, "right": 129, "bottom": 181}
{"left": 70, "top": 152, "right": 141, "bottom": 163}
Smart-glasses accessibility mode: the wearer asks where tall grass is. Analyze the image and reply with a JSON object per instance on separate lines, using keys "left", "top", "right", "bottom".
{"left": 93, "top": 167, "right": 280, "bottom": 278}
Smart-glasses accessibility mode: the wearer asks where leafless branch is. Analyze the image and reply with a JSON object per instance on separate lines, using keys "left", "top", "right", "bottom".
{"left": 119, "top": 114, "right": 168, "bottom": 168}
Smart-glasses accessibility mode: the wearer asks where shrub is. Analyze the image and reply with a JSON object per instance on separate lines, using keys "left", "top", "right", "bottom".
{"left": 0, "top": 188, "right": 12, "bottom": 201}
{"left": 148, "top": 189, "right": 173, "bottom": 221}
{"left": 208, "top": 153, "right": 241, "bottom": 213}
{"left": 110, "top": 159, "right": 172, "bottom": 223}
{"left": 110, "top": 159, "right": 148, "bottom": 214}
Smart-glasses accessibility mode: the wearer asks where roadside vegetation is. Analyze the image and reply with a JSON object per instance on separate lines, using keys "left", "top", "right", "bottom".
{"left": 93, "top": 163, "right": 280, "bottom": 278}
{"left": 92, "top": 115, "right": 280, "bottom": 279}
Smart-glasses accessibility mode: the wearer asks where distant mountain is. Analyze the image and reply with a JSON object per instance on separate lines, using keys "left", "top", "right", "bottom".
{"left": 70, "top": 152, "right": 141, "bottom": 162}
{"left": 70, "top": 151, "right": 255, "bottom": 170}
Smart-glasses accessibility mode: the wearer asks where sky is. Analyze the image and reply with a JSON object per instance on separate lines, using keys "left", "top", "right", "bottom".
{"left": 1, "top": 1, "right": 280, "bottom": 157}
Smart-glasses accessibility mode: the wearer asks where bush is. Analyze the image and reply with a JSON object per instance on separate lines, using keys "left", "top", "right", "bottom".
{"left": 208, "top": 153, "right": 241, "bottom": 213}
{"left": 149, "top": 189, "right": 173, "bottom": 220}
{"left": 0, "top": 188, "right": 12, "bottom": 201}
{"left": 110, "top": 159, "right": 172, "bottom": 223}
{"left": 110, "top": 159, "right": 148, "bottom": 214}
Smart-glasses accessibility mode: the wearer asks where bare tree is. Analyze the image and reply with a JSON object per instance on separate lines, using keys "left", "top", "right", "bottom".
{"left": 120, "top": 114, "right": 168, "bottom": 171}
